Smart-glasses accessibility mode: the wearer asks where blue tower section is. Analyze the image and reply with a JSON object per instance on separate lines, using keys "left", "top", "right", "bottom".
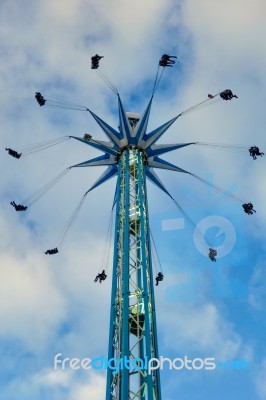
{"left": 106, "top": 147, "right": 161, "bottom": 399}
{"left": 70, "top": 95, "right": 194, "bottom": 399}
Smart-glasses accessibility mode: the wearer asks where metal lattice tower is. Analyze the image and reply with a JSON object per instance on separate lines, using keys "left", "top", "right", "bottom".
{"left": 106, "top": 147, "right": 161, "bottom": 399}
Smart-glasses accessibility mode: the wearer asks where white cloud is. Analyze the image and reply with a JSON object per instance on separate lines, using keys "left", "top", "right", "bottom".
{"left": 182, "top": 0, "right": 266, "bottom": 75}
{"left": 32, "top": 368, "right": 106, "bottom": 400}
{"left": 69, "top": 373, "right": 106, "bottom": 400}
{"left": 32, "top": 368, "right": 72, "bottom": 387}
{"left": 0, "top": 250, "right": 66, "bottom": 351}
{"left": 158, "top": 298, "right": 242, "bottom": 360}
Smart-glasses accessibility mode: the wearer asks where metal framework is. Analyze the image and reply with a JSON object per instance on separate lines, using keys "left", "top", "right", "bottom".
{"left": 106, "top": 147, "right": 161, "bottom": 399}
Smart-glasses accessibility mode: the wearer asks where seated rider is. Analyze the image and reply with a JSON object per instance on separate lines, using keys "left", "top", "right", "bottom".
{"left": 242, "top": 203, "right": 256, "bottom": 215}
{"left": 220, "top": 89, "right": 238, "bottom": 101}
{"left": 44, "top": 248, "right": 59, "bottom": 255}
{"left": 91, "top": 54, "right": 104, "bottom": 69}
{"left": 159, "top": 54, "right": 177, "bottom": 67}
{"left": 35, "top": 92, "right": 46, "bottom": 106}
{"left": 208, "top": 248, "right": 217, "bottom": 262}
{"left": 5, "top": 148, "right": 22, "bottom": 159}
{"left": 155, "top": 272, "right": 164, "bottom": 286}
{"left": 249, "top": 146, "right": 264, "bottom": 160}
{"left": 83, "top": 133, "right": 92, "bottom": 140}
{"left": 10, "top": 201, "right": 27, "bottom": 211}
{"left": 94, "top": 269, "right": 107, "bottom": 283}
{"left": 249, "top": 146, "right": 257, "bottom": 159}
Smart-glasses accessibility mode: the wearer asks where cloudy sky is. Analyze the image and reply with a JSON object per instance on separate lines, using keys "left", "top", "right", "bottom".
{"left": 1, "top": 0, "right": 266, "bottom": 399}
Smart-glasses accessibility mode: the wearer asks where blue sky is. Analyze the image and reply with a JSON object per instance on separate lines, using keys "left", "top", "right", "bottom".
{"left": 1, "top": 0, "right": 266, "bottom": 399}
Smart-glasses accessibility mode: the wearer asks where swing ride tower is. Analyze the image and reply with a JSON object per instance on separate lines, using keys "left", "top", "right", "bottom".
{"left": 7, "top": 54, "right": 256, "bottom": 400}
{"left": 54, "top": 89, "right": 198, "bottom": 399}
{"left": 82, "top": 94, "right": 194, "bottom": 400}
{"left": 106, "top": 145, "right": 161, "bottom": 399}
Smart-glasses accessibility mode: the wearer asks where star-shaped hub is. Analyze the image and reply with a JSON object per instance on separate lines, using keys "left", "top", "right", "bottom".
{"left": 70, "top": 95, "right": 195, "bottom": 195}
